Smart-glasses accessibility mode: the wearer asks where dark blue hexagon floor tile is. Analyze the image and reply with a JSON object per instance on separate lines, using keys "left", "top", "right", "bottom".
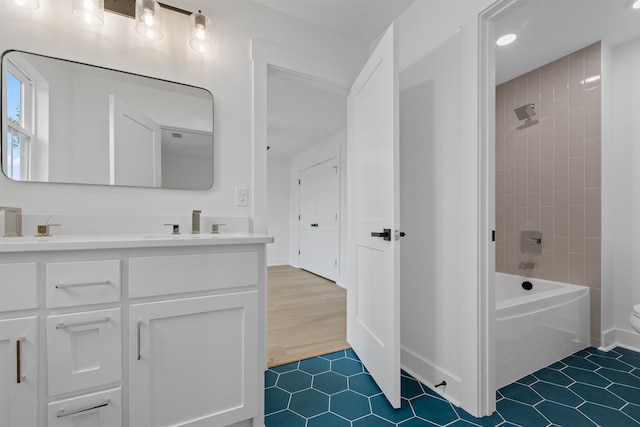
{"left": 609, "top": 384, "right": 640, "bottom": 405}
{"left": 411, "top": 394, "right": 458, "bottom": 425}
{"left": 584, "top": 347, "right": 620, "bottom": 359}
{"left": 547, "top": 361, "right": 566, "bottom": 370}
{"left": 265, "top": 409, "right": 306, "bottom": 427}
{"left": 402, "top": 375, "right": 425, "bottom": 399}
{"left": 330, "top": 390, "right": 371, "bottom": 420}
{"left": 622, "top": 404, "right": 640, "bottom": 424}
{"left": 299, "top": 357, "right": 331, "bottom": 375}
{"left": 314, "top": 372, "right": 348, "bottom": 395}
{"left": 349, "top": 373, "right": 382, "bottom": 397}
{"left": 588, "top": 355, "right": 635, "bottom": 372}
{"left": 515, "top": 374, "right": 538, "bottom": 386}
{"left": 265, "top": 386, "right": 290, "bottom": 413}
{"left": 598, "top": 367, "right": 640, "bottom": 388}
{"left": 449, "top": 421, "right": 484, "bottom": 426}
{"left": 531, "top": 381, "right": 583, "bottom": 407}
{"left": 307, "top": 412, "right": 350, "bottom": 427}
{"left": 562, "top": 355, "right": 599, "bottom": 371}
{"left": 500, "top": 383, "right": 543, "bottom": 405}
{"left": 399, "top": 418, "right": 439, "bottom": 427}
{"left": 615, "top": 347, "right": 640, "bottom": 360}
{"left": 579, "top": 402, "right": 640, "bottom": 427}
{"left": 536, "top": 400, "right": 596, "bottom": 426}
{"left": 352, "top": 415, "right": 395, "bottom": 427}
{"left": 277, "top": 370, "right": 312, "bottom": 392}
{"left": 321, "top": 350, "right": 347, "bottom": 360}
{"left": 562, "top": 367, "right": 610, "bottom": 387}
{"left": 289, "top": 389, "right": 329, "bottom": 418}
{"left": 533, "top": 368, "right": 573, "bottom": 386}
{"left": 454, "top": 405, "right": 504, "bottom": 426}
{"left": 620, "top": 355, "right": 640, "bottom": 369}
{"left": 332, "top": 358, "right": 364, "bottom": 376}
{"left": 271, "top": 361, "right": 299, "bottom": 373}
{"left": 495, "top": 399, "right": 548, "bottom": 427}
{"left": 569, "top": 383, "right": 625, "bottom": 409}
{"left": 346, "top": 348, "right": 360, "bottom": 360}
{"left": 370, "top": 395, "right": 414, "bottom": 423}
{"left": 265, "top": 370, "right": 278, "bottom": 388}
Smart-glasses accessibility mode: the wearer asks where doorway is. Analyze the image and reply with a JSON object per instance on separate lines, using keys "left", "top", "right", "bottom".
{"left": 264, "top": 63, "right": 349, "bottom": 366}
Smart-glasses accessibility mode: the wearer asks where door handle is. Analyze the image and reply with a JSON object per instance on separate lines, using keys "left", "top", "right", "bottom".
{"left": 16, "top": 337, "right": 25, "bottom": 384}
{"left": 371, "top": 229, "right": 392, "bottom": 241}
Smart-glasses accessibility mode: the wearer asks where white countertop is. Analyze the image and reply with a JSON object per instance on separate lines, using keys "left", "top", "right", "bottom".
{"left": 0, "top": 233, "right": 274, "bottom": 253}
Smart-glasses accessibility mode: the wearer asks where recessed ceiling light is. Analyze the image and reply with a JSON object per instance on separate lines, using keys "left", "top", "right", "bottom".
{"left": 496, "top": 33, "right": 517, "bottom": 46}
{"left": 633, "top": 0, "right": 640, "bottom": 8}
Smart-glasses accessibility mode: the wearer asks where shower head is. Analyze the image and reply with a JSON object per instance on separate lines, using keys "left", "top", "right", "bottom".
{"left": 514, "top": 103, "right": 536, "bottom": 121}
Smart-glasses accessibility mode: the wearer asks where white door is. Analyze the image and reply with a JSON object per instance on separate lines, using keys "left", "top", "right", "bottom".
{"left": 129, "top": 292, "right": 258, "bottom": 427}
{"left": 109, "top": 95, "right": 161, "bottom": 187}
{"left": 347, "top": 23, "right": 400, "bottom": 408}
{"left": 298, "top": 158, "right": 339, "bottom": 281}
{"left": 0, "top": 316, "right": 38, "bottom": 427}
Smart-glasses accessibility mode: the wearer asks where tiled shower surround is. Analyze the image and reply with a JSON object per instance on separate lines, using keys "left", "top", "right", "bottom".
{"left": 495, "top": 42, "right": 602, "bottom": 345}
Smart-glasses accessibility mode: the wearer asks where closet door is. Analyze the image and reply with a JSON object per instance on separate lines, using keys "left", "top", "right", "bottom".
{"left": 298, "top": 157, "right": 339, "bottom": 281}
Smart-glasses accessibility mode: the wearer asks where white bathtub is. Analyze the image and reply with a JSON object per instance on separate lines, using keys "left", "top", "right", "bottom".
{"left": 495, "top": 273, "right": 590, "bottom": 388}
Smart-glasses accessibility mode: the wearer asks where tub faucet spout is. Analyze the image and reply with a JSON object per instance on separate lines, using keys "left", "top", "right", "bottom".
{"left": 192, "top": 210, "right": 201, "bottom": 234}
{"left": 0, "top": 206, "right": 22, "bottom": 237}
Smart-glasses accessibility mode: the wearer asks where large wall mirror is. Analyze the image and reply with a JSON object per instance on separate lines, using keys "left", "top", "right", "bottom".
{"left": 1, "top": 50, "right": 213, "bottom": 190}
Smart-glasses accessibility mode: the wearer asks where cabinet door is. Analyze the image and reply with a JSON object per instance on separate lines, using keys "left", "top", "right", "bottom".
{"left": 48, "top": 387, "right": 121, "bottom": 427}
{"left": 0, "top": 316, "right": 38, "bottom": 427}
{"left": 130, "top": 291, "right": 258, "bottom": 427}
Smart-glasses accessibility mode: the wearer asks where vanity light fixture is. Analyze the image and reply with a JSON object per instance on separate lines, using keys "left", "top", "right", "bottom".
{"left": 633, "top": 0, "right": 640, "bottom": 8}
{"left": 135, "top": 0, "right": 163, "bottom": 41}
{"left": 190, "top": 10, "right": 213, "bottom": 53}
{"left": 496, "top": 33, "right": 517, "bottom": 46}
{"left": 72, "top": 0, "right": 105, "bottom": 27}
{"left": 14, "top": 0, "right": 39, "bottom": 9}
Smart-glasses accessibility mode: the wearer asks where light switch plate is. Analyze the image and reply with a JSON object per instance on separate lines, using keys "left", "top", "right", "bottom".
{"left": 236, "top": 187, "right": 249, "bottom": 207}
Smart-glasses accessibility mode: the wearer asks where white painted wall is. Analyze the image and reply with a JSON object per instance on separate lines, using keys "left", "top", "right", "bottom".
{"left": 0, "top": 1, "right": 367, "bottom": 227}
{"left": 288, "top": 128, "right": 348, "bottom": 287}
{"left": 267, "top": 154, "right": 290, "bottom": 265}
{"left": 602, "top": 36, "right": 640, "bottom": 351}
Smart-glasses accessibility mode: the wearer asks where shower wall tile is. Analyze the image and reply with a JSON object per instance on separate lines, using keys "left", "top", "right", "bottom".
{"left": 554, "top": 97, "right": 569, "bottom": 145}
{"left": 585, "top": 137, "right": 601, "bottom": 189}
{"left": 540, "top": 117, "right": 554, "bottom": 161}
{"left": 553, "top": 56, "right": 569, "bottom": 100}
{"left": 568, "top": 109, "right": 585, "bottom": 157}
{"left": 496, "top": 42, "right": 601, "bottom": 342}
{"left": 568, "top": 57, "right": 585, "bottom": 111}
{"left": 569, "top": 156, "right": 585, "bottom": 205}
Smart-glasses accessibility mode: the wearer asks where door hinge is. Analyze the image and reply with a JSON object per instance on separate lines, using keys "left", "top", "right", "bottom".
{"left": 492, "top": 230, "right": 496, "bottom": 242}
{"left": 298, "top": 179, "right": 301, "bottom": 185}
{"left": 298, "top": 215, "right": 301, "bottom": 220}
{"left": 298, "top": 250, "right": 300, "bottom": 255}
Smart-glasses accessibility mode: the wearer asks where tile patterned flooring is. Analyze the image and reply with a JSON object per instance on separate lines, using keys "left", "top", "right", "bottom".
{"left": 265, "top": 347, "right": 640, "bottom": 426}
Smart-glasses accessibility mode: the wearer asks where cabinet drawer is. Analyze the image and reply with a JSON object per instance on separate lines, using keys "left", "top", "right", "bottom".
{"left": 46, "top": 260, "right": 121, "bottom": 308}
{"left": 0, "top": 263, "right": 37, "bottom": 312}
{"left": 129, "top": 251, "right": 258, "bottom": 298}
{"left": 47, "top": 308, "right": 121, "bottom": 395}
{"left": 48, "top": 387, "right": 122, "bottom": 427}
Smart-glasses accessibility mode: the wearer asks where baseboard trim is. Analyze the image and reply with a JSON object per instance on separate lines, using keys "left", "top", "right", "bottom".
{"left": 401, "top": 346, "right": 462, "bottom": 408}
{"left": 600, "top": 327, "right": 640, "bottom": 353}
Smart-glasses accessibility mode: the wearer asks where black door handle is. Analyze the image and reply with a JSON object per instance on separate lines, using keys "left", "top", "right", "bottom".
{"left": 371, "top": 229, "right": 391, "bottom": 241}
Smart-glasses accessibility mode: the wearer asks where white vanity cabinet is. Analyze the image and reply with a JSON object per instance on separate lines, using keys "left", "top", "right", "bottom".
{"left": 0, "top": 316, "right": 38, "bottom": 427}
{"left": 0, "top": 234, "right": 270, "bottom": 427}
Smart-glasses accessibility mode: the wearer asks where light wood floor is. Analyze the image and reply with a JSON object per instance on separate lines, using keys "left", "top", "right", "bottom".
{"left": 267, "top": 265, "right": 349, "bottom": 367}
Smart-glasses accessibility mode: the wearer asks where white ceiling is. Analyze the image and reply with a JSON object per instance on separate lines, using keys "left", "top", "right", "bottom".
{"left": 252, "top": 0, "right": 415, "bottom": 43}
{"left": 258, "top": 0, "right": 415, "bottom": 158}
{"left": 496, "top": 0, "right": 640, "bottom": 84}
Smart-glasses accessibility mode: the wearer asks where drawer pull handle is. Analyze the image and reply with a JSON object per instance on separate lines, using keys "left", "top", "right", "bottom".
{"left": 16, "top": 336, "right": 25, "bottom": 384}
{"left": 57, "top": 399, "right": 110, "bottom": 418}
{"left": 137, "top": 320, "right": 142, "bottom": 361}
{"left": 56, "top": 317, "right": 110, "bottom": 330}
{"left": 56, "top": 280, "right": 110, "bottom": 289}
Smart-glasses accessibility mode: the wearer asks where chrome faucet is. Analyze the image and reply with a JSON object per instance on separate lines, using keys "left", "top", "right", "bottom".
{"left": 0, "top": 206, "right": 23, "bottom": 237}
{"left": 192, "top": 210, "right": 201, "bottom": 234}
